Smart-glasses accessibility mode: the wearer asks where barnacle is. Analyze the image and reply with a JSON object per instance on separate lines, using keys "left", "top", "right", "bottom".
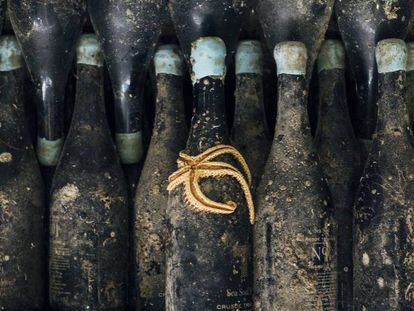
{"left": 167, "top": 144, "right": 255, "bottom": 224}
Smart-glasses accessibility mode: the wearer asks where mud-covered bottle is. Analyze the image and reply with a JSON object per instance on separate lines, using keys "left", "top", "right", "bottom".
{"left": 0, "top": 36, "right": 45, "bottom": 311}
{"left": 232, "top": 40, "right": 270, "bottom": 191}
{"left": 166, "top": 2, "right": 253, "bottom": 310}
{"left": 8, "top": 0, "right": 85, "bottom": 167}
{"left": 354, "top": 39, "right": 414, "bottom": 310}
{"left": 134, "top": 44, "right": 187, "bottom": 311}
{"left": 335, "top": 0, "right": 414, "bottom": 147}
{"left": 406, "top": 42, "right": 414, "bottom": 129}
{"left": 88, "top": 0, "right": 166, "bottom": 170}
{"left": 166, "top": 37, "right": 254, "bottom": 311}
{"left": 314, "top": 40, "right": 362, "bottom": 311}
{"left": 254, "top": 42, "right": 337, "bottom": 311}
{"left": 49, "top": 35, "right": 129, "bottom": 310}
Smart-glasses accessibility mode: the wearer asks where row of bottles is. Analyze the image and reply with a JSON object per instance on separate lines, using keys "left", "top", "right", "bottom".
{"left": 4, "top": 1, "right": 166, "bottom": 195}
{"left": 4, "top": 1, "right": 414, "bottom": 175}
{"left": 1, "top": 1, "right": 414, "bottom": 311}
{"left": 0, "top": 31, "right": 412, "bottom": 310}
{"left": 1, "top": 33, "right": 414, "bottom": 311}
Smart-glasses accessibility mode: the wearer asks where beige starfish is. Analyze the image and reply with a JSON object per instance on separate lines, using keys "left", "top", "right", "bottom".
{"left": 167, "top": 144, "right": 255, "bottom": 224}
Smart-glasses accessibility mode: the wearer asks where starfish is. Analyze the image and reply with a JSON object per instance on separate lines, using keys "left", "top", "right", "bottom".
{"left": 167, "top": 144, "right": 255, "bottom": 224}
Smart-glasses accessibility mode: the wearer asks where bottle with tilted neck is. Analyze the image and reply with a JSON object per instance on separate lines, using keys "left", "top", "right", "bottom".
{"left": 254, "top": 41, "right": 337, "bottom": 311}
{"left": 49, "top": 34, "right": 129, "bottom": 310}
{"left": 335, "top": 0, "right": 414, "bottom": 150}
{"left": 232, "top": 40, "right": 270, "bottom": 191}
{"left": 8, "top": 0, "right": 85, "bottom": 168}
{"left": 134, "top": 44, "right": 187, "bottom": 311}
{"left": 258, "top": 0, "right": 334, "bottom": 83}
{"left": 165, "top": 37, "right": 254, "bottom": 311}
{"left": 354, "top": 39, "right": 414, "bottom": 310}
{"left": 314, "top": 40, "right": 362, "bottom": 311}
{"left": 168, "top": 0, "right": 244, "bottom": 63}
{"left": 0, "top": 35, "right": 45, "bottom": 311}
{"left": 88, "top": 0, "right": 166, "bottom": 174}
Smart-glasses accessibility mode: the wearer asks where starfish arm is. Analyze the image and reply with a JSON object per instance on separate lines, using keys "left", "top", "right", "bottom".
{"left": 197, "top": 145, "right": 234, "bottom": 163}
{"left": 191, "top": 144, "right": 229, "bottom": 162}
{"left": 169, "top": 144, "right": 255, "bottom": 224}
{"left": 198, "top": 167, "right": 255, "bottom": 224}
{"left": 177, "top": 158, "right": 186, "bottom": 168}
{"left": 197, "top": 145, "right": 252, "bottom": 185}
{"left": 198, "top": 161, "right": 242, "bottom": 174}
{"left": 178, "top": 152, "right": 193, "bottom": 162}
{"left": 168, "top": 166, "right": 190, "bottom": 184}
{"left": 186, "top": 145, "right": 234, "bottom": 164}
{"left": 225, "top": 147, "right": 252, "bottom": 185}
{"left": 183, "top": 172, "right": 236, "bottom": 215}
{"left": 167, "top": 172, "right": 189, "bottom": 192}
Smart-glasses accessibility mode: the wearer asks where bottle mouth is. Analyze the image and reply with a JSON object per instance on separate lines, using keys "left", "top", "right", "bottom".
{"left": 318, "top": 40, "right": 345, "bottom": 73}
{"left": 37, "top": 137, "right": 64, "bottom": 167}
{"left": 190, "top": 36, "right": 227, "bottom": 85}
{"left": 154, "top": 44, "right": 184, "bottom": 76}
{"left": 115, "top": 132, "right": 144, "bottom": 164}
{"left": 0, "top": 35, "right": 23, "bottom": 72}
{"left": 376, "top": 39, "right": 407, "bottom": 74}
{"left": 235, "top": 40, "right": 263, "bottom": 75}
{"left": 76, "top": 34, "right": 104, "bottom": 67}
{"left": 273, "top": 41, "right": 307, "bottom": 76}
{"left": 406, "top": 42, "right": 414, "bottom": 72}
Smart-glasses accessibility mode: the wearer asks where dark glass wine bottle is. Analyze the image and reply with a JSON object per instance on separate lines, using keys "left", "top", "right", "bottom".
{"left": 335, "top": 0, "right": 414, "bottom": 146}
{"left": 8, "top": 0, "right": 85, "bottom": 167}
{"left": 258, "top": 0, "right": 334, "bottom": 82}
{"left": 134, "top": 44, "right": 187, "bottom": 311}
{"left": 406, "top": 42, "right": 414, "bottom": 129}
{"left": 88, "top": 0, "right": 166, "bottom": 168}
{"left": 166, "top": 37, "right": 254, "bottom": 311}
{"left": 254, "top": 42, "right": 337, "bottom": 310}
{"left": 166, "top": 2, "right": 254, "bottom": 310}
{"left": 0, "top": 35, "right": 45, "bottom": 311}
{"left": 49, "top": 34, "right": 129, "bottom": 310}
{"left": 232, "top": 40, "right": 270, "bottom": 191}
{"left": 354, "top": 39, "right": 414, "bottom": 310}
{"left": 314, "top": 40, "right": 362, "bottom": 311}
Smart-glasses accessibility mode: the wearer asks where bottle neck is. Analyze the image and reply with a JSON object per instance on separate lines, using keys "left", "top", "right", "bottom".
{"left": 112, "top": 71, "right": 142, "bottom": 134}
{"left": 274, "top": 74, "right": 309, "bottom": 139}
{"left": 233, "top": 73, "right": 265, "bottom": 128}
{"left": 375, "top": 71, "right": 410, "bottom": 137}
{"left": 316, "top": 69, "right": 355, "bottom": 139}
{"left": 353, "top": 55, "right": 377, "bottom": 140}
{"left": 69, "top": 64, "right": 107, "bottom": 133}
{"left": 186, "top": 77, "right": 229, "bottom": 155}
{"left": 0, "top": 69, "right": 29, "bottom": 147}
{"left": 153, "top": 74, "right": 185, "bottom": 136}
{"left": 35, "top": 72, "right": 67, "bottom": 140}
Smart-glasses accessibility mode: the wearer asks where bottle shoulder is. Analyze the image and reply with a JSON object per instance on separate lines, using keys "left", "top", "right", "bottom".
{"left": 355, "top": 142, "right": 414, "bottom": 225}
{"left": 0, "top": 152, "right": 44, "bottom": 200}
{"left": 53, "top": 132, "right": 125, "bottom": 193}
{"left": 315, "top": 135, "right": 362, "bottom": 176}
{"left": 257, "top": 143, "right": 331, "bottom": 208}
{"left": 0, "top": 141, "right": 41, "bottom": 180}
